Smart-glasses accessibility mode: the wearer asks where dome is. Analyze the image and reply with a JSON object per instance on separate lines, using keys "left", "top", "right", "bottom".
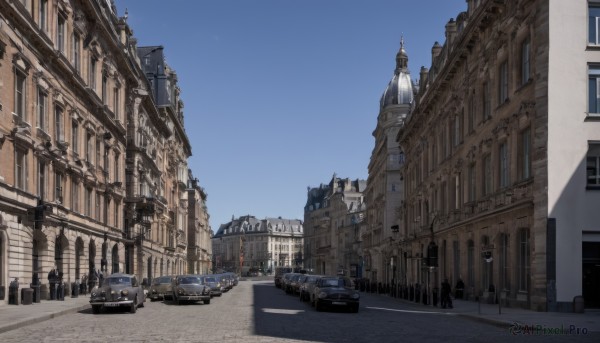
{"left": 380, "top": 37, "right": 414, "bottom": 108}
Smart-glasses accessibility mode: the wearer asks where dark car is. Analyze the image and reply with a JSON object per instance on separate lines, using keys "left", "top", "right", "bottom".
{"left": 148, "top": 275, "right": 174, "bottom": 301}
{"left": 288, "top": 273, "right": 304, "bottom": 295}
{"left": 203, "top": 275, "right": 223, "bottom": 297}
{"left": 274, "top": 267, "right": 293, "bottom": 288}
{"left": 311, "top": 276, "right": 359, "bottom": 312}
{"left": 172, "top": 274, "right": 212, "bottom": 305}
{"left": 89, "top": 273, "right": 145, "bottom": 314}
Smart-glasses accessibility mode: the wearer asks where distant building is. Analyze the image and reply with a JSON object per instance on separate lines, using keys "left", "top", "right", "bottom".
{"left": 212, "top": 215, "right": 303, "bottom": 275}
{"left": 304, "top": 174, "right": 366, "bottom": 276}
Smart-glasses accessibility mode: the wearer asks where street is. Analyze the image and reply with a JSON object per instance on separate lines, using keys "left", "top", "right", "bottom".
{"left": 0, "top": 278, "right": 597, "bottom": 343}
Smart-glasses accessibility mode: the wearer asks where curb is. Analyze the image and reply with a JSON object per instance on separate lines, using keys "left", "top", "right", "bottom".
{"left": 0, "top": 303, "right": 90, "bottom": 335}
{"left": 457, "top": 313, "right": 513, "bottom": 329}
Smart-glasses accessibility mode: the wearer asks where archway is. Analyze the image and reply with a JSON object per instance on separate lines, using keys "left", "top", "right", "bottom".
{"left": 54, "top": 231, "right": 69, "bottom": 278}
{"left": 111, "top": 244, "right": 119, "bottom": 274}
{"left": 88, "top": 240, "right": 96, "bottom": 276}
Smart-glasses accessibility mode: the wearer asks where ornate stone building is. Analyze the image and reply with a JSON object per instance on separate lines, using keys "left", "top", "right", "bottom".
{"left": 212, "top": 215, "right": 303, "bottom": 274}
{"left": 363, "top": 39, "right": 413, "bottom": 286}
{"left": 398, "top": 0, "right": 600, "bottom": 311}
{"left": 0, "top": 0, "right": 210, "bottom": 304}
{"left": 187, "top": 172, "right": 212, "bottom": 274}
{"left": 304, "top": 174, "right": 366, "bottom": 276}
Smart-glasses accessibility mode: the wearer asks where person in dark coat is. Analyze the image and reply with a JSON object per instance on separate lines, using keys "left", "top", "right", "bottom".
{"left": 455, "top": 278, "right": 465, "bottom": 299}
{"left": 441, "top": 278, "right": 453, "bottom": 309}
{"left": 48, "top": 269, "right": 56, "bottom": 300}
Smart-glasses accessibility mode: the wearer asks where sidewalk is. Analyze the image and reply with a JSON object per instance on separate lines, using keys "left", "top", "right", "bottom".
{"left": 362, "top": 291, "right": 600, "bottom": 333}
{"left": 0, "top": 296, "right": 91, "bottom": 334}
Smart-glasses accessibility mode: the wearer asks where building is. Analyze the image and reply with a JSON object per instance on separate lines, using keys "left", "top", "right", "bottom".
{"left": 304, "top": 174, "right": 366, "bottom": 276}
{"left": 187, "top": 173, "right": 212, "bottom": 274}
{"left": 0, "top": 0, "right": 210, "bottom": 304}
{"left": 363, "top": 38, "right": 413, "bottom": 286}
{"left": 397, "top": 0, "right": 600, "bottom": 311}
{"left": 212, "top": 215, "right": 303, "bottom": 275}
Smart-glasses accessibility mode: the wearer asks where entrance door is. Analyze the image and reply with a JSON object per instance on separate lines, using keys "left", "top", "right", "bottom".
{"left": 583, "top": 242, "right": 600, "bottom": 308}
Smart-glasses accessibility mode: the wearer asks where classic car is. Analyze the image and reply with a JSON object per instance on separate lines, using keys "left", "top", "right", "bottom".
{"left": 311, "top": 276, "right": 359, "bottom": 313}
{"left": 203, "top": 275, "right": 223, "bottom": 297}
{"left": 89, "top": 273, "right": 145, "bottom": 314}
{"left": 148, "top": 275, "right": 174, "bottom": 301}
{"left": 172, "top": 274, "right": 211, "bottom": 305}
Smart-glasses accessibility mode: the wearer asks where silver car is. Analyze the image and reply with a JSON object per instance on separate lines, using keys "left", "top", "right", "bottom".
{"left": 203, "top": 275, "right": 223, "bottom": 297}
{"left": 172, "top": 274, "right": 212, "bottom": 305}
{"left": 148, "top": 275, "right": 174, "bottom": 301}
{"left": 89, "top": 273, "right": 145, "bottom": 314}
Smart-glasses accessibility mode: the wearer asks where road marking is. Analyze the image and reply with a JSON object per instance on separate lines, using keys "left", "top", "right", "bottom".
{"left": 261, "top": 308, "right": 305, "bottom": 315}
{"left": 366, "top": 307, "right": 457, "bottom": 315}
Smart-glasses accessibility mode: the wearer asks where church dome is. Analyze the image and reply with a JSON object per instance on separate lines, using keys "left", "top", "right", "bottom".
{"left": 380, "top": 38, "right": 414, "bottom": 109}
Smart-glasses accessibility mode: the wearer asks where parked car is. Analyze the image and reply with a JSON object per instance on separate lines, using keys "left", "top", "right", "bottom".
{"left": 172, "top": 275, "right": 212, "bottom": 305}
{"left": 280, "top": 273, "right": 296, "bottom": 293}
{"left": 311, "top": 276, "right": 359, "bottom": 313}
{"left": 216, "top": 274, "right": 232, "bottom": 292}
{"left": 203, "top": 275, "right": 223, "bottom": 297}
{"left": 148, "top": 275, "right": 174, "bottom": 301}
{"left": 89, "top": 273, "right": 145, "bottom": 314}
{"left": 299, "top": 274, "right": 321, "bottom": 302}
{"left": 288, "top": 274, "right": 303, "bottom": 295}
{"left": 274, "top": 267, "right": 293, "bottom": 288}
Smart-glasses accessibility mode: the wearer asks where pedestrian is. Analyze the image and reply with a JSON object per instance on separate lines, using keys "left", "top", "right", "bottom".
{"left": 455, "top": 277, "right": 465, "bottom": 299}
{"left": 441, "top": 278, "right": 452, "bottom": 309}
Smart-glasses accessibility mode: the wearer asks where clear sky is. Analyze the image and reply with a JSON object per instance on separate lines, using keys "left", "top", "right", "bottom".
{"left": 116, "top": 0, "right": 467, "bottom": 232}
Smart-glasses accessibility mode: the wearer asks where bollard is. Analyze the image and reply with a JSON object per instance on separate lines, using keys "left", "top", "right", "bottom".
{"left": 21, "top": 288, "right": 33, "bottom": 305}
{"left": 71, "top": 282, "right": 79, "bottom": 298}
{"left": 30, "top": 283, "right": 41, "bottom": 303}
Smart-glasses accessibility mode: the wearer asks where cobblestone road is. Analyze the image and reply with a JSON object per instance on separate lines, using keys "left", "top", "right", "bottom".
{"left": 0, "top": 279, "right": 597, "bottom": 342}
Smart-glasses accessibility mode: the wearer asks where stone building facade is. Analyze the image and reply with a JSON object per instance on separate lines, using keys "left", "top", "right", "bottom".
{"left": 187, "top": 173, "right": 212, "bottom": 274}
{"left": 0, "top": 0, "right": 210, "bottom": 304}
{"left": 363, "top": 39, "right": 413, "bottom": 286}
{"left": 212, "top": 215, "right": 303, "bottom": 275}
{"left": 304, "top": 174, "right": 366, "bottom": 276}
{"left": 397, "top": 0, "right": 600, "bottom": 311}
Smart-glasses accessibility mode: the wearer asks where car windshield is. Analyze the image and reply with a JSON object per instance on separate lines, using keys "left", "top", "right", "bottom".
{"left": 321, "top": 278, "right": 344, "bottom": 287}
{"left": 153, "top": 277, "right": 171, "bottom": 285}
{"left": 104, "top": 277, "right": 131, "bottom": 286}
{"left": 179, "top": 276, "right": 202, "bottom": 284}
{"left": 205, "top": 277, "right": 216, "bottom": 283}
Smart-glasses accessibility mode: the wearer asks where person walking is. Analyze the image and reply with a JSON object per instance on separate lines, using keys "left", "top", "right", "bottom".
{"left": 441, "top": 278, "right": 453, "bottom": 309}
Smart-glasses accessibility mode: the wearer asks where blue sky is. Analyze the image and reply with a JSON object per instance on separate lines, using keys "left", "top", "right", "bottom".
{"left": 116, "top": 0, "right": 467, "bottom": 232}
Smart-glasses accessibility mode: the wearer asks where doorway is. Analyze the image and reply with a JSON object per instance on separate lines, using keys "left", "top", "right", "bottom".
{"left": 583, "top": 242, "right": 600, "bottom": 308}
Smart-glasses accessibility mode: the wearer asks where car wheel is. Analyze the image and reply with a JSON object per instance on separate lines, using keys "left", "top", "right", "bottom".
{"left": 130, "top": 299, "right": 137, "bottom": 314}
{"left": 203, "top": 298, "right": 210, "bottom": 305}
{"left": 139, "top": 295, "right": 145, "bottom": 308}
{"left": 92, "top": 305, "right": 101, "bottom": 314}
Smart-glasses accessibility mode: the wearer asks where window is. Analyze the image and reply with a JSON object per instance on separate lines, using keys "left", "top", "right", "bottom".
{"left": 482, "top": 81, "right": 491, "bottom": 120}
{"left": 519, "top": 128, "right": 531, "bottom": 180}
{"left": 483, "top": 154, "right": 492, "bottom": 195}
{"left": 468, "top": 164, "right": 476, "bottom": 202}
{"left": 89, "top": 58, "right": 97, "bottom": 90}
{"left": 57, "top": 15, "right": 65, "bottom": 53}
{"left": 54, "top": 106, "right": 64, "bottom": 143}
{"left": 468, "top": 97, "right": 475, "bottom": 133}
{"left": 37, "top": 161, "right": 46, "bottom": 199}
{"left": 453, "top": 113, "right": 461, "bottom": 146}
{"left": 104, "top": 145, "right": 110, "bottom": 176}
{"left": 15, "top": 69, "right": 27, "bottom": 122}
{"left": 86, "top": 131, "right": 93, "bottom": 163}
{"left": 72, "top": 33, "right": 80, "bottom": 74}
{"left": 454, "top": 173, "right": 461, "bottom": 210}
{"left": 500, "top": 233, "right": 509, "bottom": 291}
{"left": 37, "top": 88, "right": 47, "bottom": 130}
{"left": 39, "top": 0, "right": 48, "bottom": 32}
{"left": 589, "top": 4, "right": 600, "bottom": 45}
{"left": 113, "top": 87, "right": 120, "bottom": 118}
{"left": 521, "top": 38, "right": 530, "bottom": 85}
{"left": 15, "top": 149, "right": 27, "bottom": 190}
{"left": 518, "top": 228, "right": 530, "bottom": 292}
{"left": 102, "top": 74, "right": 107, "bottom": 105}
{"left": 587, "top": 142, "right": 600, "bottom": 187}
{"left": 499, "top": 142, "right": 509, "bottom": 188}
{"left": 114, "top": 201, "right": 120, "bottom": 229}
{"left": 498, "top": 60, "right": 508, "bottom": 103}
{"left": 104, "top": 196, "right": 110, "bottom": 225}
{"left": 55, "top": 172, "right": 63, "bottom": 203}
{"left": 588, "top": 65, "right": 600, "bottom": 114}
{"left": 114, "top": 153, "right": 120, "bottom": 182}
{"left": 467, "top": 240, "right": 474, "bottom": 287}
{"left": 85, "top": 187, "right": 92, "bottom": 217}
{"left": 71, "top": 120, "right": 79, "bottom": 154}
{"left": 96, "top": 192, "right": 101, "bottom": 221}
{"left": 96, "top": 139, "right": 101, "bottom": 167}
{"left": 71, "top": 179, "right": 79, "bottom": 212}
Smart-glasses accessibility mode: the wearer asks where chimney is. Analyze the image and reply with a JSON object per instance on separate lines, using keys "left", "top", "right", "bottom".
{"left": 445, "top": 18, "right": 457, "bottom": 47}
{"left": 419, "top": 66, "right": 429, "bottom": 90}
{"left": 431, "top": 41, "right": 442, "bottom": 65}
